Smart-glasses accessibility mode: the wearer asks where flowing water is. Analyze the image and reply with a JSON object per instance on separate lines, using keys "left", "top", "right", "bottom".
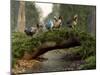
{"left": 24, "top": 49, "right": 84, "bottom": 74}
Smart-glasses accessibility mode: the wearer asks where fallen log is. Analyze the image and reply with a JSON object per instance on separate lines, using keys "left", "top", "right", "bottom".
{"left": 32, "top": 36, "right": 81, "bottom": 58}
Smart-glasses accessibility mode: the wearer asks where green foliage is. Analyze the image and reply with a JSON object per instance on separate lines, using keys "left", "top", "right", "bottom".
{"left": 66, "top": 30, "right": 96, "bottom": 69}
{"left": 12, "top": 27, "right": 96, "bottom": 69}
{"left": 62, "top": 29, "right": 96, "bottom": 61}
{"left": 80, "top": 56, "right": 96, "bottom": 69}
{"left": 12, "top": 28, "right": 70, "bottom": 59}
{"left": 78, "top": 31, "right": 96, "bottom": 59}
{"left": 12, "top": 32, "right": 35, "bottom": 58}
{"left": 12, "top": 58, "right": 17, "bottom": 68}
{"left": 12, "top": 32, "right": 39, "bottom": 67}
{"left": 12, "top": 28, "right": 96, "bottom": 59}
{"left": 34, "top": 28, "right": 71, "bottom": 44}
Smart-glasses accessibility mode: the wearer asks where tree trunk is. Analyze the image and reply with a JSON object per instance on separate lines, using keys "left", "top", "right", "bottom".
{"left": 17, "top": 1, "right": 25, "bottom": 32}
{"left": 32, "top": 36, "right": 81, "bottom": 58}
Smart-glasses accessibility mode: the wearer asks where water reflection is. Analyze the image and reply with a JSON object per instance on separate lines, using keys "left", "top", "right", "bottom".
{"left": 24, "top": 49, "right": 83, "bottom": 73}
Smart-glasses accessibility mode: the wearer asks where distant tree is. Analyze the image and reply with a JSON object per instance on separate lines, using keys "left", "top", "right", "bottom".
{"left": 52, "top": 4, "right": 60, "bottom": 17}
{"left": 25, "top": 2, "right": 40, "bottom": 27}
{"left": 11, "top": 0, "right": 19, "bottom": 32}
{"left": 11, "top": 1, "right": 40, "bottom": 32}
{"left": 87, "top": 6, "right": 96, "bottom": 34}
{"left": 17, "top": 1, "right": 25, "bottom": 33}
{"left": 59, "top": 4, "right": 95, "bottom": 32}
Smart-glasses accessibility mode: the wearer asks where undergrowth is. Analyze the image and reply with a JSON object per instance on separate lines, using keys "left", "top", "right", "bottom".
{"left": 12, "top": 27, "right": 96, "bottom": 69}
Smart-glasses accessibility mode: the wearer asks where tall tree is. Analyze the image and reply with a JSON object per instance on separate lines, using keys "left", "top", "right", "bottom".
{"left": 52, "top": 4, "right": 60, "bottom": 17}
{"left": 87, "top": 6, "right": 96, "bottom": 34}
{"left": 11, "top": 0, "right": 19, "bottom": 32}
{"left": 25, "top": 2, "right": 40, "bottom": 27}
{"left": 17, "top": 1, "right": 25, "bottom": 32}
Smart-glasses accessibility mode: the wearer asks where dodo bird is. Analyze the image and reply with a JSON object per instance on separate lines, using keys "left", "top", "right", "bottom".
{"left": 46, "top": 19, "right": 53, "bottom": 30}
{"left": 53, "top": 16, "right": 62, "bottom": 28}
{"left": 46, "top": 16, "right": 63, "bottom": 30}
{"left": 24, "top": 24, "right": 39, "bottom": 36}
{"left": 67, "top": 14, "right": 78, "bottom": 29}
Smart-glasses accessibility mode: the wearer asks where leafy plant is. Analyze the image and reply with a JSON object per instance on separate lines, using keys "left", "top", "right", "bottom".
{"left": 80, "top": 56, "right": 96, "bottom": 69}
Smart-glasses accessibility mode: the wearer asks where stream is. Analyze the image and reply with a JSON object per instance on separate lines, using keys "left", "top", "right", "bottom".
{"left": 23, "top": 49, "right": 84, "bottom": 74}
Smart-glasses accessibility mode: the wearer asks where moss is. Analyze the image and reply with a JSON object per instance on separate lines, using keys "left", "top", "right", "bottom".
{"left": 12, "top": 27, "right": 96, "bottom": 68}
{"left": 80, "top": 56, "right": 96, "bottom": 69}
